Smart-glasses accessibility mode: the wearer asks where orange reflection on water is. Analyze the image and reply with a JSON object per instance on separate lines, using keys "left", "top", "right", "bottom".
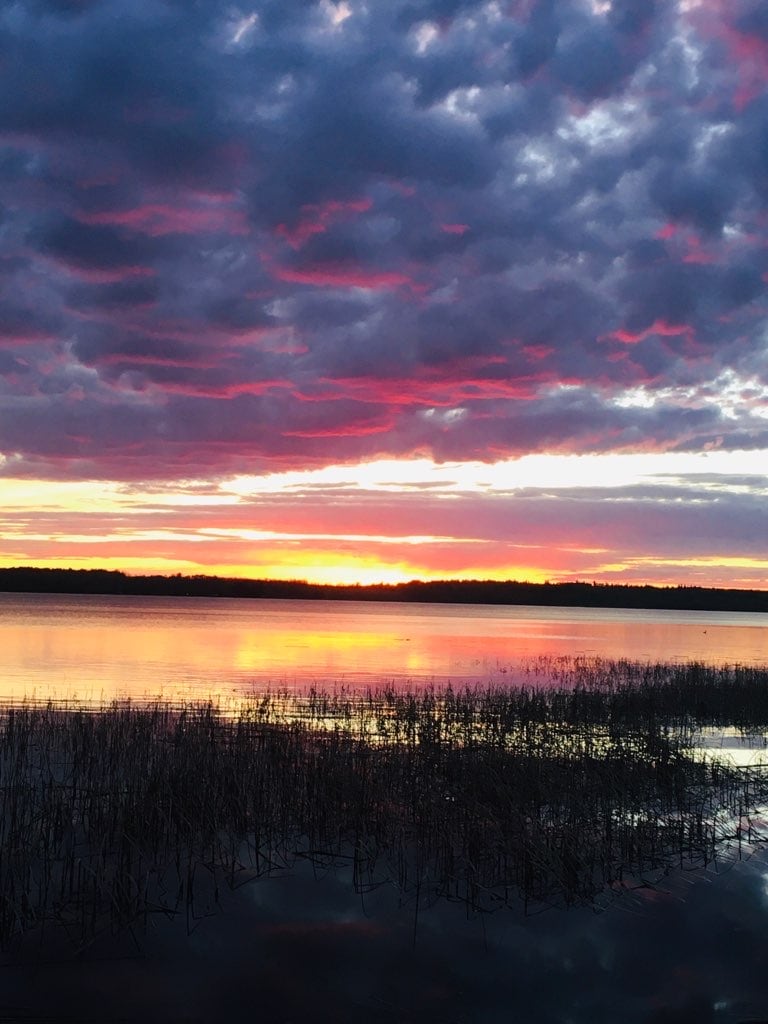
{"left": 233, "top": 626, "right": 435, "bottom": 681}
{"left": 1, "top": 593, "right": 767, "bottom": 707}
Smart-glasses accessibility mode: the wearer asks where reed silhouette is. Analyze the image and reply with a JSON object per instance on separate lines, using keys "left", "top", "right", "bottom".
{"left": 1, "top": 657, "right": 767, "bottom": 951}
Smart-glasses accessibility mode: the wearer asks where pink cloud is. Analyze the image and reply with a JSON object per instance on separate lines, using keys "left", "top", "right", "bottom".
{"left": 688, "top": 1, "right": 768, "bottom": 112}
{"left": 655, "top": 223, "right": 678, "bottom": 240}
{"left": 440, "top": 223, "right": 470, "bottom": 235}
{"left": 147, "top": 378, "right": 293, "bottom": 398}
{"left": 313, "top": 364, "right": 544, "bottom": 407}
{"left": 75, "top": 314, "right": 306, "bottom": 355}
{"left": 655, "top": 225, "right": 719, "bottom": 263}
{"left": 282, "top": 421, "right": 394, "bottom": 438}
{"left": 0, "top": 328, "right": 54, "bottom": 347}
{"left": 39, "top": 255, "right": 156, "bottom": 284}
{"left": 76, "top": 200, "right": 249, "bottom": 237}
{"left": 96, "top": 352, "right": 218, "bottom": 370}
{"left": 10, "top": 482, "right": 765, "bottom": 590}
{"left": 275, "top": 265, "right": 415, "bottom": 290}
{"left": 277, "top": 404, "right": 397, "bottom": 438}
{"left": 727, "top": 30, "right": 768, "bottom": 111}
{"left": 609, "top": 319, "right": 694, "bottom": 345}
{"left": 681, "top": 235, "right": 716, "bottom": 264}
{"left": 521, "top": 344, "right": 554, "bottom": 360}
{"left": 386, "top": 180, "right": 417, "bottom": 197}
{"left": 275, "top": 197, "right": 373, "bottom": 250}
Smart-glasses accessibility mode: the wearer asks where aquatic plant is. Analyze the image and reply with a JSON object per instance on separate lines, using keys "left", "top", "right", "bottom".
{"left": 0, "top": 657, "right": 766, "bottom": 951}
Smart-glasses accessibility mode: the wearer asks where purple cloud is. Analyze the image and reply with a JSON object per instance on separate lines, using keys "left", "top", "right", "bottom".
{"left": 0, "top": 0, "right": 767, "bottom": 481}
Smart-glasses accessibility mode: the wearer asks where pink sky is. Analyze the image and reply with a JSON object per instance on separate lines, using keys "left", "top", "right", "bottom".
{"left": 1, "top": 0, "right": 767, "bottom": 587}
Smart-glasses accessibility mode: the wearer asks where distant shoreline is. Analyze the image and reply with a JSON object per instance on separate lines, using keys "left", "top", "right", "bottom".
{"left": 0, "top": 566, "right": 766, "bottom": 614}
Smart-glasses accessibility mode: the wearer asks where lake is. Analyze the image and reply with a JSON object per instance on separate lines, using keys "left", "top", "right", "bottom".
{"left": 2, "top": 590, "right": 768, "bottom": 1023}
{"left": 1, "top": 591, "right": 767, "bottom": 705}
{"left": 7, "top": 848, "right": 768, "bottom": 1024}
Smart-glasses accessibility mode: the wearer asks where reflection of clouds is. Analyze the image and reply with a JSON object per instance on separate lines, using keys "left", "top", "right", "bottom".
{"left": 3, "top": 595, "right": 768, "bottom": 705}
{"left": 4, "top": 854, "right": 768, "bottom": 1022}
{"left": 695, "top": 727, "right": 768, "bottom": 768}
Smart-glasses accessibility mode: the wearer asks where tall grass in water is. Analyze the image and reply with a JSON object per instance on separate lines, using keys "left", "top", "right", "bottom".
{"left": 1, "top": 658, "right": 767, "bottom": 950}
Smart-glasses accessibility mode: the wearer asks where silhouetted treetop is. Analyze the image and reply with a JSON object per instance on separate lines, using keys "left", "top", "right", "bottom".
{"left": 0, "top": 567, "right": 765, "bottom": 613}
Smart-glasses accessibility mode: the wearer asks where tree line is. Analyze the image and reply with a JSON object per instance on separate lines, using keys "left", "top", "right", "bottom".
{"left": 0, "top": 566, "right": 766, "bottom": 613}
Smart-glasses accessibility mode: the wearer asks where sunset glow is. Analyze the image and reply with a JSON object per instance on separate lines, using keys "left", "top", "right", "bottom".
{"left": 1, "top": 450, "right": 766, "bottom": 587}
{"left": 1, "top": 0, "right": 768, "bottom": 590}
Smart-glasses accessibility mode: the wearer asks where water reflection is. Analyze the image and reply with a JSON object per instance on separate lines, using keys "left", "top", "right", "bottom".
{"left": 2, "top": 623, "right": 768, "bottom": 1021}
{"left": 1, "top": 592, "right": 767, "bottom": 704}
{"left": 3, "top": 672, "right": 767, "bottom": 952}
{"left": 4, "top": 852, "right": 768, "bottom": 1022}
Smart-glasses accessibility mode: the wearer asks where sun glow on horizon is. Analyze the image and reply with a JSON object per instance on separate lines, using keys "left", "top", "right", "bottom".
{"left": 1, "top": 449, "right": 766, "bottom": 589}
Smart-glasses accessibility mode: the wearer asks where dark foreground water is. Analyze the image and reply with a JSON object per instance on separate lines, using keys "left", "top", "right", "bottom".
{"left": 3, "top": 851, "right": 768, "bottom": 1024}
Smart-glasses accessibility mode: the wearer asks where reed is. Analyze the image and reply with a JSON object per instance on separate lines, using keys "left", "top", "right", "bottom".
{"left": 0, "top": 657, "right": 766, "bottom": 950}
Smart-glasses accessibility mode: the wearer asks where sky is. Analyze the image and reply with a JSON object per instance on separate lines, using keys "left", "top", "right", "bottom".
{"left": 1, "top": 0, "right": 767, "bottom": 588}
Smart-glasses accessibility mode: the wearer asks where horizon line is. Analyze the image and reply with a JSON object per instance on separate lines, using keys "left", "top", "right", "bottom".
{"left": 2, "top": 565, "right": 767, "bottom": 596}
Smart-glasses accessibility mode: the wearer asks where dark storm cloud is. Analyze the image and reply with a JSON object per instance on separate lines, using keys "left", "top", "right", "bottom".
{"left": 2, "top": 0, "right": 768, "bottom": 479}
{"left": 40, "top": 219, "right": 159, "bottom": 275}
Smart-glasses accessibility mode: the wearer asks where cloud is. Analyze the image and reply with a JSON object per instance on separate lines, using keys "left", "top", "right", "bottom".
{"left": 0, "top": 0, "right": 767, "bottom": 492}
{"left": 2, "top": 457, "right": 767, "bottom": 587}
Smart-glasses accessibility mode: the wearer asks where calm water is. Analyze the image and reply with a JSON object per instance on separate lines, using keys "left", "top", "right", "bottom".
{"left": 3, "top": 590, "right": 768, "bottom": 1022}
{"left": 0, "top": 590, "right": 767, "bottom": 704}
{"left": 6, "top": 850, "right": 768, "bottom": 1024}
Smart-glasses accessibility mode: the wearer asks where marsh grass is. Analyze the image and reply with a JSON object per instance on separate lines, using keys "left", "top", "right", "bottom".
{"left": 1, "top": 657, "right": 767, "bottom": 950}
